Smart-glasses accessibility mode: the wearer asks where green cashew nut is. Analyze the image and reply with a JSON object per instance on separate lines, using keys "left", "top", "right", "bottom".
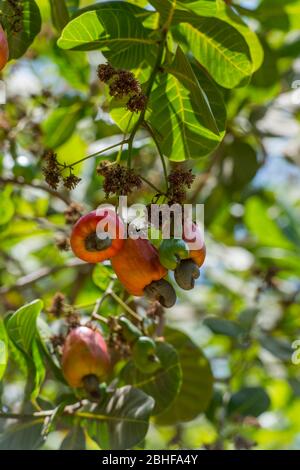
{"left": 132, "top": 336, "right": 161, "bottom": 374}
{"left": 159, "top": 239, "right": 189, "bottom": 270}
{"left": 119, "top": 316, "right": 142, "bottom": 344}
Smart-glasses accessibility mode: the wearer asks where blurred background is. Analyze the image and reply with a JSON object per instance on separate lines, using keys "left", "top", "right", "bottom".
{"left": 1, "top": 0, "right": 300, "bottom": 450}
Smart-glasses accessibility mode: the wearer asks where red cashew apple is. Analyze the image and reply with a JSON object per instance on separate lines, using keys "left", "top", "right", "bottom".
{"left": 0, "top": 24, "right": 9, "bottom": 71}
{"left": 62, "top": 326, "right": 110, "bottom": 389}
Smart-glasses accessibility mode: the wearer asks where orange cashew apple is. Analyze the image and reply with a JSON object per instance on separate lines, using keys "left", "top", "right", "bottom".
{"left": 70, "top": 209, "right": 125, "bottom": 263}
{"left": 111, "top": 238, "right": 176, "bottom": 308}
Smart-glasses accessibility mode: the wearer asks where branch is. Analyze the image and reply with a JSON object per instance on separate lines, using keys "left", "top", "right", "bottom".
{"left": 0, "top": 176, "right": 70, "bottom": 205}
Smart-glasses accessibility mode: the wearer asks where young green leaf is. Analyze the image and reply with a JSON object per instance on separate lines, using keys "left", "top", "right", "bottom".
{"left": 0, "top": 319, "right": 8, "bottom": 381}
{"left": 7, "top": 299, "right": 43, "bottom": 355}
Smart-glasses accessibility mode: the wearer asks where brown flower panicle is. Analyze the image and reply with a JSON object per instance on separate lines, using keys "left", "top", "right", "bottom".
{"left": 48, "top": 292, "right": 66, "bottom": 318}
{"left": 64, "top": 202, "right": 84, "bottom": 224}
{"left": 97, "top": 161, "right": 142, "bottom": 197}
{"left": 97, "top": 63, "right": 147, "bottom": 113}
{"left": 167, "top": 168, "right": 195, "bottom": 204}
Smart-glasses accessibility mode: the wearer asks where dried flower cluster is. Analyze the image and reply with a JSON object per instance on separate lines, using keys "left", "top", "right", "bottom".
{"left": 167, "top": 168, "right": 195, "bottom": 204}
{"left": 55, "top": 234, "right": 70, "bottom": 251}
{"left": 97, "top": 161, "right": 142, "bottom": 197}
{"left": 42, "top": 150, "right": 81, "bottom": 190}
{"left": 48, "top": 292, "right": 66, "bottom": 318}
{"left": 7, "top": 0, "right": 23, "bottom": 33}
{"left": 97, "top": 63, "right": 147, "bottom": 113}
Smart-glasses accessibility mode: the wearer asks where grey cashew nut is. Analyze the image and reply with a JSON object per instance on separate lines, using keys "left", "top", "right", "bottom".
{"left": 174, "top": 259, "right": 200, "bottom": 290}
{"left": 144, "top": 279, "right": 177, "bottom": 308}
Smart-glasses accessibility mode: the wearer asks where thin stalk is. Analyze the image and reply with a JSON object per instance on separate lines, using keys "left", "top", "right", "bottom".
{"left": 62, "top": 139, "right": 128, "bottom": 170}
{"left": 108, "top": 290, "right": 141, "bottom": 321}
{"left": 143, "top": 121, "right": 168, "bottom": 192}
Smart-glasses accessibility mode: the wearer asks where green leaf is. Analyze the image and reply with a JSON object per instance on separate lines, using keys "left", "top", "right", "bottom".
{"left": 203, "top": 316, "right": 244, "bottom": 338}
{"left": 49, "top": 0, "right": 70, "bottom": 32}
{"left": 86, "top": 385, "right": 154, "bottom": 450}
{"left": 245, "top": 197, "right": 295, "bottom": 250}
{"left": 30, "top": 339, "right": 46, "bottom": 399}
{"left": 149, "top": 0, "right": 217, "bottom": 24}
{"left": 222, "top": 141, "right": 260, "bottom": 190}
{"left": 259, "top": 334, "right": 293, "bottom": 362}
{"left": 216, "top": 0, "right": 264, "bottom": 73}
{"left": 60, "top": 426, "right": 86, "bottom": 450}
{"left": 57, "top": 3, "right": 158, "bottom": 68}
{"left": 0, "top": 421, "right": 44, "bottom": 450}
{"left": 92, "top": 264, "right": 114, "bottom": 291}
{"left": 176, "top": 16, "right": 253, "bottom": 88}
{"left": 0, "top": 319, "right": 8, "bottom": 381}
{"left": 121, "top": 342, "right": 182, "bottom": 415}
{"left": 166, "top": 46, "right": 219, "bottom": 135}
{"left": 148, "top": 64, "right": 226, "bottom": 161}
{"left": 227, "top": 387, "right": 271, "bottom": 417}
{"left": 156, "top": 327, "right": 213, "bottom": 425}
{"left": 66, "top": 0, "right": 79, "bottom": 16}
{"left": 42, "top": 103, "right": 83, "bottom": 149}
{"left": 7, "top": 299, "right": 43, "bottom": 355}
{"left": 0, "top": 0, "right": 41, "bottom": 59}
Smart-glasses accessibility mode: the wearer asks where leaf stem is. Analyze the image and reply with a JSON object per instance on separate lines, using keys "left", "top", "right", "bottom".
{"left": 62, "top": 139, "right": 128, "bottom": 170}
{"left": 127, "top": 32, "right": 166, "bottom": 168}
{"left": 108, "top": 290, "right": 141, "bottom": 321}
{"left": 143, "top": 121, "right": 168, "bottom": 192}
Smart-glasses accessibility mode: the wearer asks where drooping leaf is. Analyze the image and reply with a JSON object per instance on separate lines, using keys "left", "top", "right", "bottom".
{"left": 49, "top": 0, "right": 70, "bottom": 32}
{"left": 86, "top": 385, "right": 154, "bottom": 450}
{"left": 165, "top": 46, "right": 219, "bottom": 135}
{"left": 121, "top": 341, "right": 182, "bottom": 415}
{"left": 148, "top": 64, "right": 226, "bottom": 161}
{"left": 0, "top": 0, "right": 41, "bottom": 59}
{"left": 156, "top": 327, "right": 213, "bottom": 425}
{"left": 227, "top": 387, "right": 271, "bottom": 417}
{"left": 57, "top": 3, "right": 158, "bottom": 68}
{"left": 6, "top": 299, "right": 43, "bottom": 355}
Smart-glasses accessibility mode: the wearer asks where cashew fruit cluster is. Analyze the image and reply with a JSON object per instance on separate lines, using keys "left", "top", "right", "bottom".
{"left": 70, "top": 209, "right": 205, "bottom": 306}
{"left": 62, "top": 326, "right": 110, "bottom": 396}
{"left": 0, "top": 24, "right": 9, "bottom": 71}
{"left": 70, "top": 209, "right": 176, "bottom": 308}
{"left": 159, "top": 221, "right": 206, "bottom": 290}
